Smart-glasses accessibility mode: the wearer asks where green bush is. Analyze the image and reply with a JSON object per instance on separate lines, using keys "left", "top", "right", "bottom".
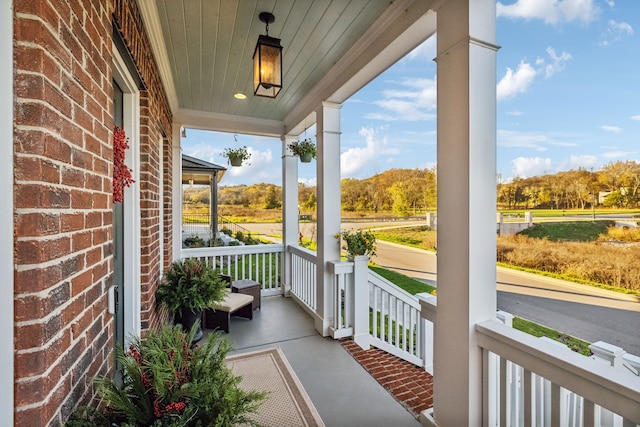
{"left": 340, "top": 229, "right": 376, "bottom": 257}
{"left": 183, "top": 235, "right": 206, "bottom": 248}
{"left": 156, "top": 258, "right": 227, "bottom": 316}
{"left": 66, "top": 325, "right": 266, "bottom": 426}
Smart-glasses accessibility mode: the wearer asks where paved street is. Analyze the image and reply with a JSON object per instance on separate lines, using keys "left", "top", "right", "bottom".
{"left": 372, "top": 240, "right": 640, "bottom": 356}
{"left": 235, "top": 221, "right": 640, "bottom": 355}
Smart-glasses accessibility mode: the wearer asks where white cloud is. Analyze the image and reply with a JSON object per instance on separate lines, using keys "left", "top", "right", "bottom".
{"left": 605, "top": 0, "right": 614, "bottom": 7}
{"left": 632, "top": 115, "right": 640, "bottom": 121}
{"left": 298, "top": 177, "right": 317, "bottom": 187}
{"left": 497, "top": 0, "right": 600, "bottom": 25}
{"left": 599, "top": 20, "right": 634, "bottom": 46}
{"left": 559, "top": 154, "right": 599, "bottom": 170}
{"left": 542, "top": 47, "right": 572, "bottom": 78}
{"left": 603, "top": 151, "right": 629, "bottom": 158}
{"left": 601, "top": 125, "right": 622, "bottom": 133}
{"left": 511, "top": 154, "right": 599, "bottom": 178}
{"left": 506, "top": 110, "right": 524, "bottom": 116}
{"left": 369, "top": 78, "right": 437, "bottom": 122}
{"left": 497, "top": 61, "right": 537, "bottom": 100}
{"left": 498, "top": 130, "right": 579, "bottom": 151}
{"left": 341, "top": 127, "right": 399, "bottom": 177}
{"left": 499, "top": 130, "right": 550, "bottom": 149}
{"left": 498, "top": 47, "right": 571, "bottom": 100}
{"left": 512, "top": 157, "right": 553, "bottom": 177}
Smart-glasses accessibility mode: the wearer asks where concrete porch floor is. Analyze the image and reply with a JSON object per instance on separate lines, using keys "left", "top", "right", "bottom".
{"left": 212, "top": 294, "right": 422, "bottom": 427}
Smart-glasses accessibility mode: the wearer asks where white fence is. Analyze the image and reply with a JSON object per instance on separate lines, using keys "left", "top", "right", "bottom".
{"left": 476, "top": 319, "right": 640, "bottom": 427}
{"left": 181, "top": 244, "right": 284, "bottom": 296}
{"left": 288, "top": 245, "right": 317, "bottom": 311}
{"left": 368, "top": 270, "right": 425, "bottom": 367}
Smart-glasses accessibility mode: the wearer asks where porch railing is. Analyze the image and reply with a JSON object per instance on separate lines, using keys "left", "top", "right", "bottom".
{"left": 181, "top": 244, "right": 284, "bottom": 296}
{"left": 368, "top": 269, "right": 425, "bottom": 367}
{"left": 288, "top": 245, "right": 317, "bottom": 311}
{"left": 476, "top": 319, "right": 640, "bottom": 427}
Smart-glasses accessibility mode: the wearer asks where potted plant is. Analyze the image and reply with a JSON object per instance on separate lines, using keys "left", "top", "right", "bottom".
{"left": 66, "top": 325, "right": 266, "bottom": 426}
{"left": 340, "top": 229, "right": 377, "bottom": 260}
{"left": 288, "top": 138, "right": 316, "bottom": 163}
{"left": 222, "top": 145, "right": 251, "bottom": 166}
{"left": 156, "top": 258, "right": 227, "bottom": 342}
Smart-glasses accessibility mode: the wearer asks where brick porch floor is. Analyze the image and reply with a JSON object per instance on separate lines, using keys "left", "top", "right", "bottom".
{"left": 340, "top": 339, "right": 434, "bottom": 416}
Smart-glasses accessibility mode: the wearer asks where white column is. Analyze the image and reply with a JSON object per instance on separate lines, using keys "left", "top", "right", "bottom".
{"left": 282, "top": 134, "right": 299, "bottom": 296}
{"left": 0, "top": 2, "right": 13, "bottom": 425}
{"left": 433, "top": 0, "right": 498, "bottom": 425}
{"left": 171, "top": 124, "right": 183, "bottom": 261}
{"left": 315, "top": 101, "right": 342, "bottom": 336}
{"left": 352, "top": 255, "right": 370, "bottom": 349}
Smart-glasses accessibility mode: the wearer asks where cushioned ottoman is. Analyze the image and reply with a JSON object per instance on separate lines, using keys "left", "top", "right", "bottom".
{"left": 204, "top": 292, "right": 254, "bottom": 333}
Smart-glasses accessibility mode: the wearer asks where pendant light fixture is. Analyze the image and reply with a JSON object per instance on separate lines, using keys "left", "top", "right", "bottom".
{"left": 253, "top": 12, "right": 282, "bottom": 98}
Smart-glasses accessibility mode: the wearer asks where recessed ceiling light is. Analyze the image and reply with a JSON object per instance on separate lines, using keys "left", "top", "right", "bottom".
{"left": 234, "top": 92, "right": 247, "bottom": 100}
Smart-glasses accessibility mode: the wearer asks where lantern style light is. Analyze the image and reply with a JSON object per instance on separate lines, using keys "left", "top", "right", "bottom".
{"left": 253, "top": 12, "right": 282, "bottom": 98}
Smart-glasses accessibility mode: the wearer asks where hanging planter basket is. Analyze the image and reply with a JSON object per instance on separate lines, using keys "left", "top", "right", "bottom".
{"left": 288, "top": 138, "right": 316, "bottom": 163}
{"left": 300, "top": 152, "right": 313, "bottom": 163}
{"left": 229, "top": 156, "right": 243, "bottom": 167}
{"left": 222, "top": 144, "right": 251, "bottom": 167}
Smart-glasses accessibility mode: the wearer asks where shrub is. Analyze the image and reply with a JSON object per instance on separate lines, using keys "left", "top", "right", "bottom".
{"left": 183, "top": 235, "right": 206, "bottom": 248}
{"left": 67, "top": 325, "right": 266, "bottom": 426}
{"left": 156, "top": 258, "right": 227, "bottom": 316}
{"left": 340, "top": 229, "right": 376, "bottom": 257}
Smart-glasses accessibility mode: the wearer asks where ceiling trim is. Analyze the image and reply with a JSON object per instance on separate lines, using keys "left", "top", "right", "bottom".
{"left": 136, "top": 0, "right": 179, "bottom": 113}
{"left": 175, "top": 108, "right": 285, "bottom": 138}
{"left": 283, "top": 0, "right": 436, "bottom": 133}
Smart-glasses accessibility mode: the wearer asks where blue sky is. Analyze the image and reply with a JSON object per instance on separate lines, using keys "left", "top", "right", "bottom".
{"left": 183, "top": 0, "right": 639, "bottom": 186}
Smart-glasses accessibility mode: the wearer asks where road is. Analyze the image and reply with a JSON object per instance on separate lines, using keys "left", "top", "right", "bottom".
{"left": 240, "top": 221, "right": 640, "bottom": 355}
{"left": 372, "top": 240, "right": 640, "bottom": 356}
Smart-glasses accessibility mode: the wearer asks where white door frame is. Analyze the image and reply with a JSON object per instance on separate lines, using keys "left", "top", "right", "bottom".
{"left": 0, "top": 2, "right": 13, "bottom": 425}
{"left": 112, "top": 45, "right": 142, "bottom": 341}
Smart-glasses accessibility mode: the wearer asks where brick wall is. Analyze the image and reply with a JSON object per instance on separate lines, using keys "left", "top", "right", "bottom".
{"left": 14, "top": 0, "right": 173, "bottom": 425}
{"left": 113, "top": 0, "right": 174, "bottom": 332}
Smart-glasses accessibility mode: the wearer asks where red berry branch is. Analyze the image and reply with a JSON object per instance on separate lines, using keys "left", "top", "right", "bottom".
{"left": 113, "top": 125, "right": 134, "bottom": 203}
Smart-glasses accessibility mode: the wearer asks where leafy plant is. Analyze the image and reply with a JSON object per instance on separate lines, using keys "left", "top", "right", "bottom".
{"left": 182, "top": 235, "right": 206, "bottom": 248}
{"left": 340, "top": 229, "right": 377, "bottom": 257}
{"left": 67, "top": 325, "right": 266, "bottom": 426}
{"left": 222, "top": 146, "right": 251, "bottom": 165}
{"left": 156, "top": 258, "right": 227, "bottom": 316}
{"left": 288, "top": 138, "right": 316, "bottom": 159}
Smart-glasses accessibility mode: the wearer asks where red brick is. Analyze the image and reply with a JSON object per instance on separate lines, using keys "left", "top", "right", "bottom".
{"left": 61, "top": 212, "right": 85, "bottom": 232}
{"left": 16, "top": 236, "right": 71, "bottom": 264}
{"left": 15, "top": 212, "right": 60, "bottom": 237}
{"left": 70, "top": 189, "right": 93, "bottom": 209}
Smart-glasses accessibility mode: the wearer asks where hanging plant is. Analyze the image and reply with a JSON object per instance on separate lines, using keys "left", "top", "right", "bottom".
{"left": 113, "top": 126, "right": 135, "bottom": 203}
{"left": 222, "top": 134, "right": 251, "bottom": 167}
{"left": 222, "top": 146, "right": 251, "bottom": 167}
{"left": 288, "top": 138, "right": 316, "bottom": 163}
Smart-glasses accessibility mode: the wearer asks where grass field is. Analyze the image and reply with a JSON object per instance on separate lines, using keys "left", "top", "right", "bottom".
{"left": 499, "top": 208, "right": 640, "bottom": 218}
{"left": 372, "top": 222, "right": 640, "bottom": 295}
{"left": 518, "top": 221, "right": 613, "bottom": 241}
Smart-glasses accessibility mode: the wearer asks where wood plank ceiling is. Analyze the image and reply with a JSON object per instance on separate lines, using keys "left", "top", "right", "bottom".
{"left": 154, "top": 0, "right": 393, "bottom": 122}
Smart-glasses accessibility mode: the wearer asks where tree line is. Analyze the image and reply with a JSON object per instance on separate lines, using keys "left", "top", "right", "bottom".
{"left": 183, "top": 160, "right": 639, "bottom": 213}
{"left": 208, "top": 168, "right": 437, "bottom": 215}
{"left": 498, "top": 160, "right": 640, "bottom": 209}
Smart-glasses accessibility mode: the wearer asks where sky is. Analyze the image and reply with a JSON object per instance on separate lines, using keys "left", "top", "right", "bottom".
{"left": 182, "top": 0, "right": 640, "bottom": 187}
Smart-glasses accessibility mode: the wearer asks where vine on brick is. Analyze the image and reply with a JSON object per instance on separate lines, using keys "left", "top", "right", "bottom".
{"left": 113, "top": 125, "right": 134, "bottom": 203}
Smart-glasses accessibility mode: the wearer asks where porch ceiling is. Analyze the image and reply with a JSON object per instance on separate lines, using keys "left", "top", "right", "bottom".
{"left": 137, "top": 0, "right": 436, "bottom": 137}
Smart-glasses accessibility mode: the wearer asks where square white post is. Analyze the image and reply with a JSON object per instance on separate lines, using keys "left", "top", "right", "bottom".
{"left": 172, "top": 124, "right": 183, "bottom": 261}
{"left": 432, "top": 0, "right": 498, "bottom": 425}
{"left": 0, "top": 2, "right": 13, "bottom": 424}
{"left": 315, "top": 101, "right": 342, "bottom": 336}
{"left": 282, "top": 134, "right": 299, "bottom": 296}
{"left": 352, "top": 255, "right": 371, "bottom": 349}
